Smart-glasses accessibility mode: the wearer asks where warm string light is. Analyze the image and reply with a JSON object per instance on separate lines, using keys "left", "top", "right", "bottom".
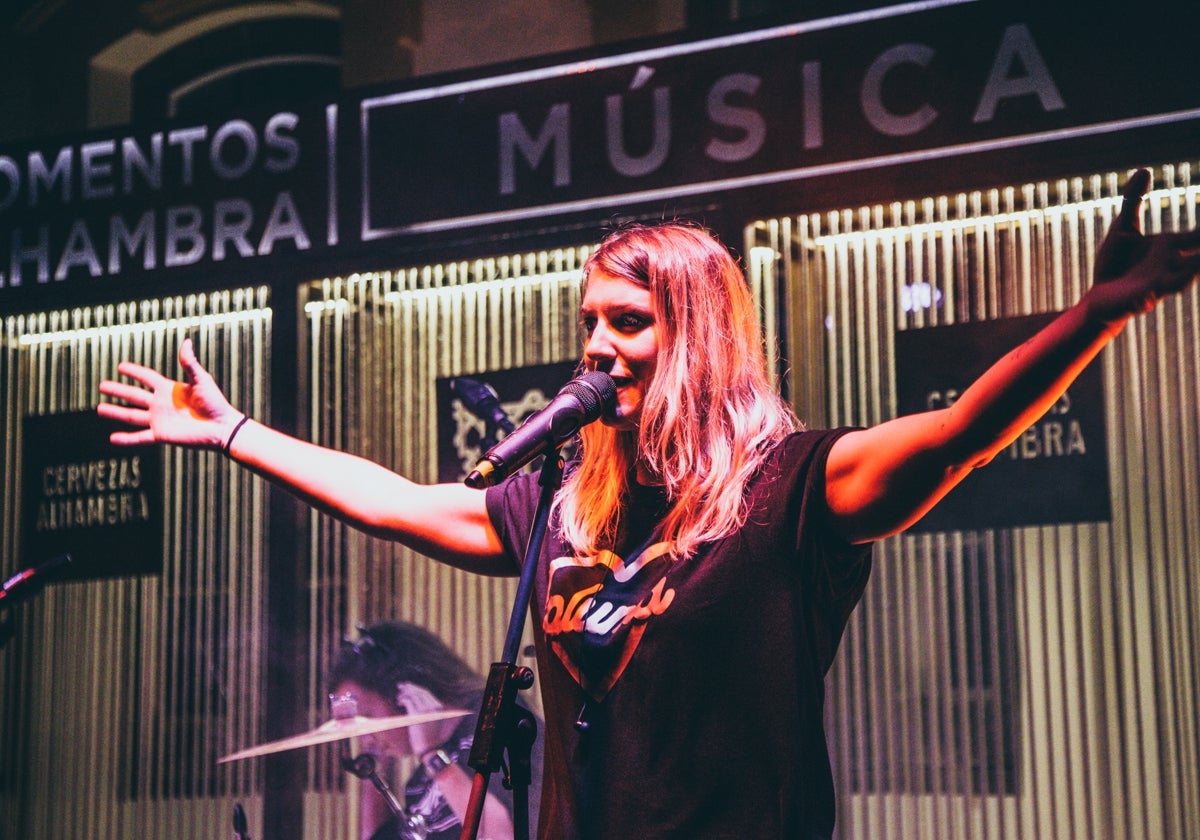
{"left": 806, "top": 185, "right": 1198, "bottom": 248}
{"left": 790, "top": 183, "right": 1197, "bottom": 314}
{"left": 304, "top": 268, "right": 584, "bottom": 315}
{"left": 14, "top": 306, "right": 273, "bottom": 347}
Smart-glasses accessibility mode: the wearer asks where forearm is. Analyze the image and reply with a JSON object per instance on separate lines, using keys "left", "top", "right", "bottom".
{"left": 827, "top": 290, "right": 1131, "bottom": 542}
{"left": 226, "top": 416, "right": 412, "bottom": 516}
{"left": 427, "top": 762, "right": 514, "bottom": 840}
{"left": 828, "top": 167, "right": 1198, "bottom": 543}
{"left": 943, "top": 292, "right": 1129, "bottom": 467}
{"left": 224, "top": 418, "right": 509, "bottom": 571}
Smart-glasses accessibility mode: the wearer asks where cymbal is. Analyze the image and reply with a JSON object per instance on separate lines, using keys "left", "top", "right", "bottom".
{"left": 218, "top": 709, "right": 471, "bottom": 763}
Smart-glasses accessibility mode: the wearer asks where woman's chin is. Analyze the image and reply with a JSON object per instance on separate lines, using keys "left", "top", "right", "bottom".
{"left": 600, "top": 408, "right": 640, "bottom": 431}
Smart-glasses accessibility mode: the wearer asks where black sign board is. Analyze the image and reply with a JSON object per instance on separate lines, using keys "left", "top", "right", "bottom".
{"left": 20, "top": 410, "right": 163, "bottom": 580}
{"left": 436, "top": 361, "right": 578, "bottom": 484}
{"left": 2, "top": 0, "right": 1197, "bottom": 298}
{"left": 895, "top": 312, "right": 1111, "bottom": 532}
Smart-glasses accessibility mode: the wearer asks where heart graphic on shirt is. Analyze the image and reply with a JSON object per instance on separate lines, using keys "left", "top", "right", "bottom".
{"left": 541, "top": 542, "right": 675, "bottom": 701}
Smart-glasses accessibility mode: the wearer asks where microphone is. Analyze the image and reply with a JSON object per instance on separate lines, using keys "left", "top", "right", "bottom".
{"left": 0, "top": 554, "right": 71, "bottom": 611}
{"left": 450, "top": 377, "right": 516, "bottom": 434}
{"left": 464, "top": 371, "right": 616, "bottom": 489}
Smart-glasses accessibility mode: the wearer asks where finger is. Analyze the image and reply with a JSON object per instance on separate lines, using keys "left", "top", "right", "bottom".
{"left": 115, "top": 360, "right": 171, "bottom": 389}
{"left": 109, "top": 428, "right": 159, "bottom": 447}
{"left": 1172, "top": 226, "right": 1200, "bottom": 252}
{"left": 179, "top": 338, "right": 208, "bottom": 385}
{"left": 98, "top": 380, "right": 152, "bottom": 407}
{"left": 97, "top": 402, "right": 150, "bottom": 426}
{"left": 1157, "top": 251, "right": 1200, "bottom": 296}
{"left": 1115, "top": 168, "right": 1152, "bottom": 232}
{"left": 1176, "top": 251, "right": 1200, "bottom": 278}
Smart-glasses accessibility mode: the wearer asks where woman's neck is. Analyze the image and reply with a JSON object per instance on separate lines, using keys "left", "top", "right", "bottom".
{"left": 635, "top": 460, "right": 669, "bottom": 487}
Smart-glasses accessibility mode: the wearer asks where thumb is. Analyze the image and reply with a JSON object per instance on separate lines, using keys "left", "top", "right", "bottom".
{"left": 1114, "top": 168, "right": 1151, "bottom": 234}
{"left": 179, "top": 337, "right": 195, "bottom": 368}
{"left": 178, "top": 338, "right": 208, "bottom": 385}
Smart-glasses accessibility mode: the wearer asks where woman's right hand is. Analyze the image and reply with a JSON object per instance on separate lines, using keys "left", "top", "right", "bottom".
{"left": 97, "top": 338, "right": 244, "bottom": 450}
{"left": 99, "top": 340, "right": 510, "bottom": 573}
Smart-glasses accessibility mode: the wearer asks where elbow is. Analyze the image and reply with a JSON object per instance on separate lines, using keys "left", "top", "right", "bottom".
{"left": 939, "top": 424, "right": 1005, "bottom": 474}
{"left": 968, "top": 450, "right": 999, "bottom": 469}
{"left": 838, "top": 461, "right": 977, "bottom": 544}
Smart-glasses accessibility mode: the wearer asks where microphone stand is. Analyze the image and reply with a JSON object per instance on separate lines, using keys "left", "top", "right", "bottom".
{"left": 457, "top": 451, "right": 562, "bottom": 840}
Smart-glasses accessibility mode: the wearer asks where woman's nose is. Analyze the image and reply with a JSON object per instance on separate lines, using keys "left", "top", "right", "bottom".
{"left": 583, "top": 324, "right": 616, "bottom": 363}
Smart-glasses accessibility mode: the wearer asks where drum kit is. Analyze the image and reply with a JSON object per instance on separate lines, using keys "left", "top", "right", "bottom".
{"left": 218, "top": 707, "right": 469, "bottom": 763}
{"left": 219, "top": 696, "right": 471, "bottom": 840}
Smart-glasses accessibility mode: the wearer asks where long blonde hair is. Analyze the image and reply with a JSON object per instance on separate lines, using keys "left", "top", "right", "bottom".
{"left": 556, "top": 223, "right": 799, "bottom": 560}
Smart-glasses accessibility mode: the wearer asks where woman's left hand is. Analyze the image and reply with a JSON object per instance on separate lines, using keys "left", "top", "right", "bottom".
{"left": 1088, "top": 168, "right": 1200, "bottom": 324}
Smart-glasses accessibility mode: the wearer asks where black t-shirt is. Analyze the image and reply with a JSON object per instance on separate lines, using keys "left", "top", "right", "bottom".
{"left": 486, "top": 429, "right": 872, "bottom": 839}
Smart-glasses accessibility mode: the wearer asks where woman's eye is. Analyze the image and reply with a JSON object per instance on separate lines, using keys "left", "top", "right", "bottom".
{"left": 580, "top": 313, "right": 649, "bottom": 335}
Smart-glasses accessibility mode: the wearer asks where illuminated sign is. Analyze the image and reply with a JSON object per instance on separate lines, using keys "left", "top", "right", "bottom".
{"left": 1, "top": 0, "right": 1196, "bottom": 298}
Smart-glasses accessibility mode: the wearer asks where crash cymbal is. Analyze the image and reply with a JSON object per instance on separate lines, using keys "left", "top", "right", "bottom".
{"left": 218, "top": 709, "right": 471, "bottom": 763}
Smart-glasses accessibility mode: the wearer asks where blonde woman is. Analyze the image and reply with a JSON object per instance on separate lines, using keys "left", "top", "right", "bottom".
{"left": 99, "top": 169, "right": 1199, "bottom": 839}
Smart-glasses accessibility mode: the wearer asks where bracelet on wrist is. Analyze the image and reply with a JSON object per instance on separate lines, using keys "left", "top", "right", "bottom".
{"left": 223, "top": 415, "right": 250, "bottom": 455}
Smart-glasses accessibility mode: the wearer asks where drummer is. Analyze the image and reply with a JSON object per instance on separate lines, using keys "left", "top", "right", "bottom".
{"left": 329, "top": 621, "right": 531, "bottom": 840}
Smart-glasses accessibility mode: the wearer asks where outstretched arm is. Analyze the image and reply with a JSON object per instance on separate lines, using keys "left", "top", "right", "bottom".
{"left": 826, "top": 168, "right": 1200, "bottom": 544}
{"left": 98, "top": 338, "right": 509, "bottom": 574}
